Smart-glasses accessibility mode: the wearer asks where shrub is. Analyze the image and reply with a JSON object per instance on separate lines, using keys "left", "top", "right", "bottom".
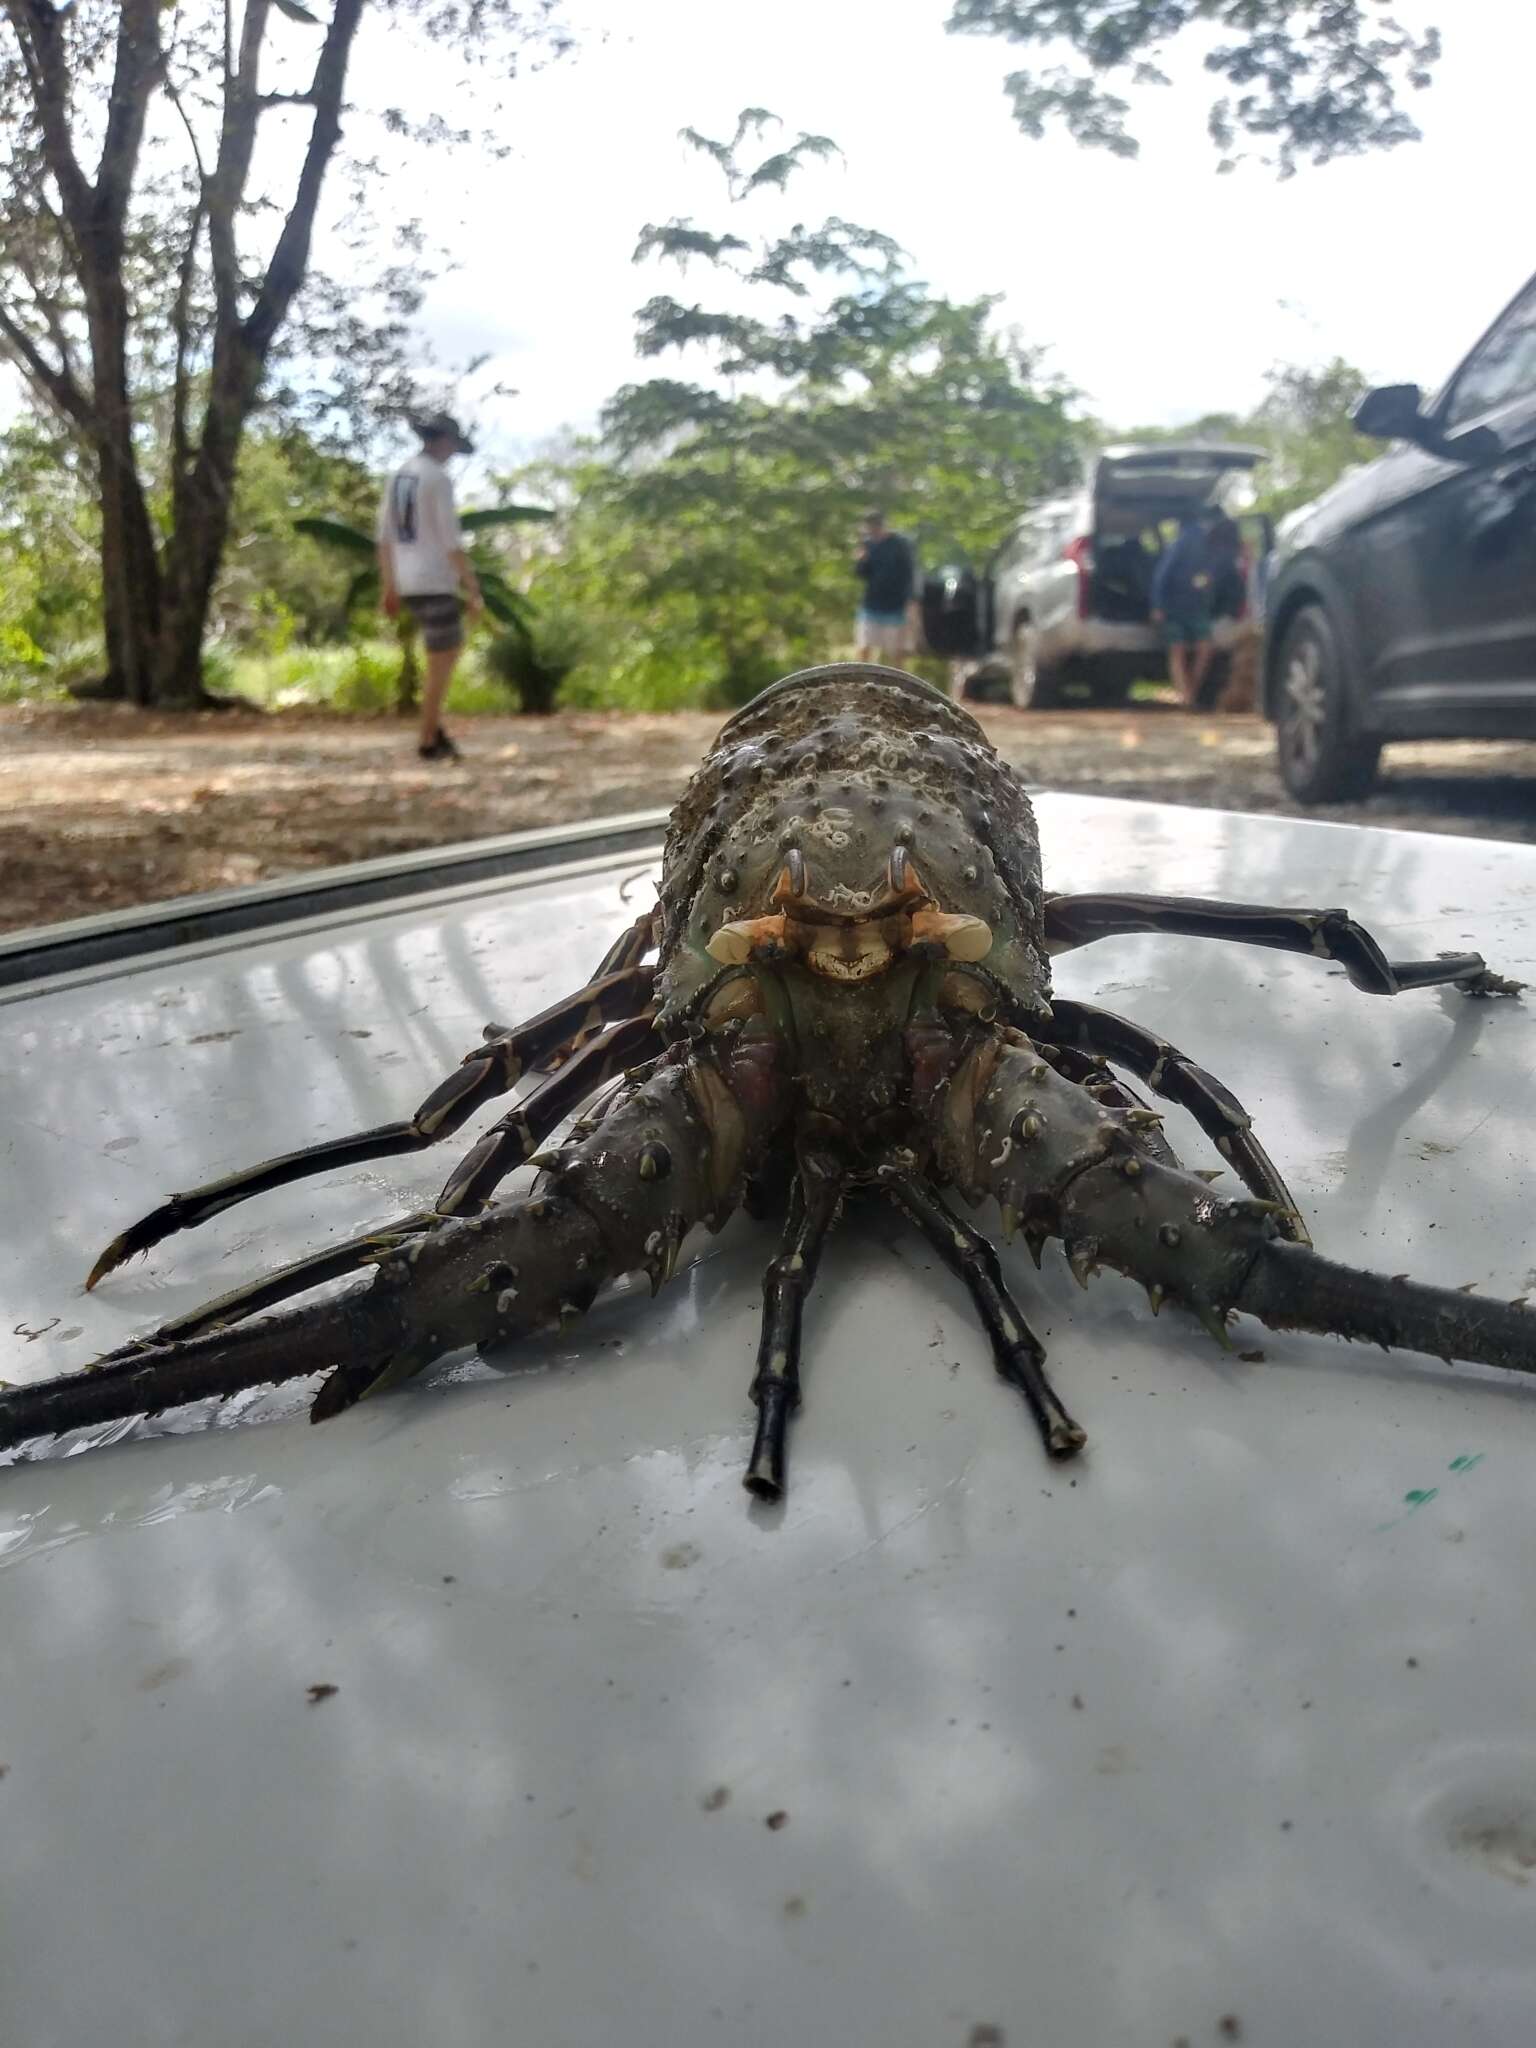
{"left": 481, "top": 609, "right": 590, "bottom": 715}
{"left": 333, "top": 644, "right": 401, "bottom": 714}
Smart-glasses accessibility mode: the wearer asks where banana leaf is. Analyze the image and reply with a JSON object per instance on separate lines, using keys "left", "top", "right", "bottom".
{"left": 460, "top": 504, "right": 556, "bottom": 533}
{"left": 479, "top": 575, "right": 537, "bottom": 634}
{"left": 293, "top": 516, "right": 375, "bottom": 555}
{"left": 344, "top": 566, "right": 380, "bottom": 610}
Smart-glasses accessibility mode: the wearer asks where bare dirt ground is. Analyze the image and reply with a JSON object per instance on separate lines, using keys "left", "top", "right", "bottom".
{"left": 4, "top": 698, "right": 1536, "bottom": 936}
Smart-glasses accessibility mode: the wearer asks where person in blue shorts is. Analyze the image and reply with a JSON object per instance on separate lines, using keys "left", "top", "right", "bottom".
{"left": 1151, "top": 513, "right": 1217, "bottom": 709}
{"left": 853, "top": 510, "right": 916, "bottom": 663}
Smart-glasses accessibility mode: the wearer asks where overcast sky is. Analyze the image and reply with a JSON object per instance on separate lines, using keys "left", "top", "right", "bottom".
{"left": 5, "top": 0, "right": 1530, "bottom": 482}
{"left": 343, "top": 0, "right": 1536, "bottom": 481}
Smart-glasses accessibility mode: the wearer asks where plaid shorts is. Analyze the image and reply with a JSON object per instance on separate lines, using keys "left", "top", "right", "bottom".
{"left": 404, "top": 592, "right": 464, "bottom": 653}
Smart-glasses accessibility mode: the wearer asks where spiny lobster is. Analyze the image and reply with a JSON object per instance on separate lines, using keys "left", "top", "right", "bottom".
{"left": 3, "top": 663, "right": 1532, "bottom": 1494}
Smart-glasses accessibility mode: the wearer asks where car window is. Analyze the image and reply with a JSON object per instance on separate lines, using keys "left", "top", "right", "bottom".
{"left": 1442, "top": 275, "right": 1536, "bottom": 428}
{"left": 1030, "top": 506, "right": 1074, "bottom": 561}
{"left": 1025, "top": 516, "right": 1058, "bottom": 564}
{"left": 994, "top": 521, "right": 1036, "bottom": 580}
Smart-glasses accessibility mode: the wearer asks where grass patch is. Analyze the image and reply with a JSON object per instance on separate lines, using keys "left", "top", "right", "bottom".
{"left": 0, "top": 669, "right": 72, "bottom": 705}
{"left": 225, "top": 640, "right": 563, "bottom": 718}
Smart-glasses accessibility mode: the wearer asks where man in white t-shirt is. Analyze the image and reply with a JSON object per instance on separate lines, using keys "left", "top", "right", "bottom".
{"left": 377, "top": 413, "right": 483, "bottom": 760}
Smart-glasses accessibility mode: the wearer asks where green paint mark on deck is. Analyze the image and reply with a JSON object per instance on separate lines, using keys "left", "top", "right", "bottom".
{"left": 1375, "top": 1454, "right": 1486, "bottom": 1531}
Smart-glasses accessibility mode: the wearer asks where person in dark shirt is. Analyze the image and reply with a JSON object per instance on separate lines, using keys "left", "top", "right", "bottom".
{"left": 1151, "top": 513, "right": 1218, "bottom": 708}
{"left": 1204, "top": 513, "right": 1248, "bottom": 621}
{"left": 853, "top": 509, "right": 916, "bottom": 663}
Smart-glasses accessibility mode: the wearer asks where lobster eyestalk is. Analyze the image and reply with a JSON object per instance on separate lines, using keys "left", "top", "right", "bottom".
{"left": 952, "top": 1036, "right": 1536, "bottom": 1387}
{"left": 0, "top": 1035, "right": 789, "bottom": 1459}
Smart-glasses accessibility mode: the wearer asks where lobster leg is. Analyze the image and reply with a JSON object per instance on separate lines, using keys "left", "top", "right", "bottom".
{"left": 949, "top": 1040, "right": 1536, "bottom": 1419}
{"left": 431, "top": 1015, "right": 660, "bottom": 1214}
{"left": 87, "top": 947, "right": 657, "bottom": 1287}
{"left": 97, "top": 1017, "right": 664, "bottom": 1351}
{"left": 1046, "top": 997, "right": 1309, "bottom": 1243}
{"left": 1042, "top": 892, "right": 1520, "bottom": 997}
{"left": 1, "top": 1032, "right": 790, "bottom": 1460}
{"left": 743, "top": 1158, "right": 843, "bottom": 1501}
{"left": 888, "top": 1176, "right": 1084, "bottom": 1457}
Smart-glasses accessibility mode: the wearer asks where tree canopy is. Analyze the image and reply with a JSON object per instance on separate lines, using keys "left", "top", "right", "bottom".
{"left": 550, "top": 112, "right": 1083, "bottom": 704}
{"left": 0, "top": 0, "right": 565, "bottom": 704}
{"left": 0, "top": 69, "right": 1403, "bottom": 720}
{"left": 947, "top": 1, "right": 1442, "bottom": 175}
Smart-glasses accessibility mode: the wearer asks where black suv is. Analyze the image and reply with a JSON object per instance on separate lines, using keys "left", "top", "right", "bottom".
{"left": 1265, "top": 270, "right": 1536, "bottom": 801}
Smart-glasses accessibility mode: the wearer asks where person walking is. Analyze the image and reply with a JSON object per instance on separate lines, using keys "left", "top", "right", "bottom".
{"left": 377, "top": 412, "right": 483, "bottom": 760}
{"left": 853, "top": 510, "right": 916, "bottom": 663}
{"left": 1150, "top": 512, "right": 1217, "bottom": 709}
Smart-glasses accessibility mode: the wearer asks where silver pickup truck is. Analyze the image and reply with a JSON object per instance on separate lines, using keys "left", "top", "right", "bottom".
{"left": 924, "top": 442, "right": 1269, "bottom": 707}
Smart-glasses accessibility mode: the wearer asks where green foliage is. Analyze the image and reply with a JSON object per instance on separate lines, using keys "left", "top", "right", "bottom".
{"left": 0, "top": 0, "right": 570, "bottom": 703}
{"left": 217, "top": 637, "right": 549, "bottom": 717}
{"left": 295, "top": 500, "right": 548, "bottom": 641}
{"left": 540, "top": 111, "right": 1085, "bottom": 709}
{"left": 0, "top": 415, "right": 102, "bottom": 670}
{"left": 333, "top": 644, "right": 405, "bottom": 715}
{"left": 0, "top": 619, "right": 62, "bottom": 702}
{"left": 223, "top": 640, "right": 400, "bottom": 712}
{"left": 0, "top": 415, "right": 386, "bottom": 693}
{"left": 218, "top": 431, "right": 382, "bottom": 648}
{"left": 1252, "top": 359, "right": 1380, "bottom": 518}
{"left": 947, "top": 1, "right": 1442, "bottom": 175}
{"left": 482, "top": 606, "right": 589, "bottom": 714}
{"left": 291, "top": 517, "right": 376, "bottom": 557}
{"left": 290, "top": 495, "right": 551, "bottom": 708}
{"left": 1116, "top": 357, "right": 1380, "bottom": 522}
{"left": 461, "top": 506, "right": 558, "bottom": 534}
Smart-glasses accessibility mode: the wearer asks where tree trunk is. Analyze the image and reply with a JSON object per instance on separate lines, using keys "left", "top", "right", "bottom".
{"left": 88, "top": 276, "right": 162, "bottom": 703}
{"left": 147, "top": 0, "right": 366, "bottom": 709}
{"left": 153, "top": 312, "right": 269, "bottom": 706}
{"left": 97, "top": 459, "right": 162, "bottom": 703}
{"left": 155, "top": 458, "right": 239, "bottom": 707}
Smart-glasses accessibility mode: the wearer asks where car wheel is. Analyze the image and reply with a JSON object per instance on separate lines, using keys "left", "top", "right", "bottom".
{"left": 1010, "top": 625, "right": 1062, "bottom": 710}
{"left": 1274, "top": 606, "right": 1381, "bottom": 802}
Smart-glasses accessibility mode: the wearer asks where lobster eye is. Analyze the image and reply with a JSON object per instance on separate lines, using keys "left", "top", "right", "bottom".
{"left": 888, "top": 844, "right": 909, "bottom": 894}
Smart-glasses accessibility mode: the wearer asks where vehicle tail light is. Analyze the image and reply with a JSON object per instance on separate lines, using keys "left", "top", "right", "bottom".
{"left": 1063, "top": 535, "right": 1092, "bottom": 619}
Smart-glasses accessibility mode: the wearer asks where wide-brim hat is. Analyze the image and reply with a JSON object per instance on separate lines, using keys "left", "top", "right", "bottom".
{"left": 409, "top": 411, "right": 475, "bottom": 455}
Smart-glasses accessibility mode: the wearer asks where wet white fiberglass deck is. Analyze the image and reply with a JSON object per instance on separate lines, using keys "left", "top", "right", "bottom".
{"left": 2, "top": 795, "right": 1535, "bottom": 2048}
